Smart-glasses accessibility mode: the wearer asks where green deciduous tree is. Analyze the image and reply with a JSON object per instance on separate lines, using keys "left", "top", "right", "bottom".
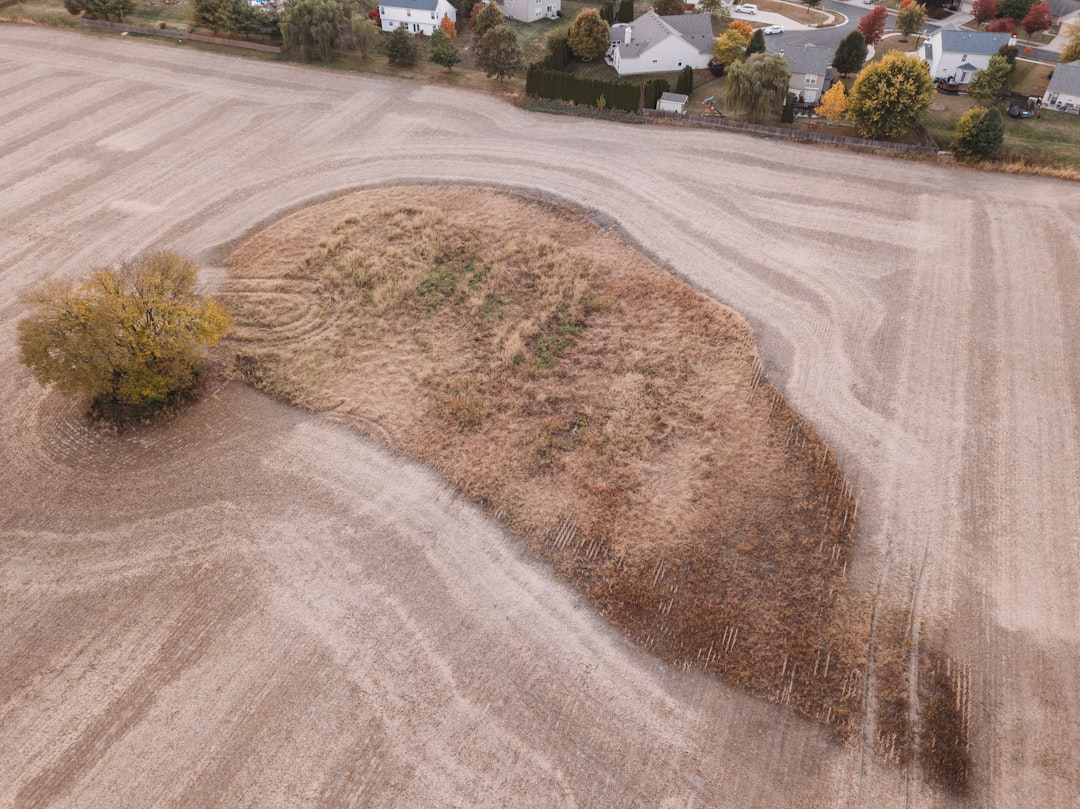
{"left": 954, "top": 106, "right": 1004, "bottom": 160}
{"left": 472, "top": 1, "right": 505, "bottom": 39}
{"left": 697, "top": 0, "right": 725, "bottom": 11}
{"left": 192, "top": 0, "right": 276, "bottom": 36}
{"left": 998, "top": 0, "right": 1033, "bottom": 22}
{"left": 386, "top": 23, "right": 419, "bottom": 66}
{"left": 653, "top": 0, "right": 684, "bottom": 15}
{"left": 847, "top": 50, "right": 933, "bottom": 139}
{"left": 725, "top": 52, "right": 790, "bottom": 123}
{"left": 1061, "top": 39, "right": 1080, "bottom": 62}
{"left": 568, "top": 8, "right": 611, "bottom": 60}
{"left": 429, "top": 27, "right": 461, "bottom": 69}
{"left": 745, "top": 27, "right": 766, "bottom": 57}
{"left": 18, "top": 253, "right": 229, "bottom": 418}
{"left": 350, "top": 16, "right": 379, "bottom": 58}
{"left": 832, "top": 30, "right": 867, "bottom": 76}
{"left": 477, "top": 24, "right": 524, "bottom": 79}
{"left": 968, "top": 53, "right": 1012, "bottom": 100}
{"left": 895, "top": 2, "right": 927, "bottom": 40}
{"left": 280, "top": 0, "right": 347, "bottom": 62}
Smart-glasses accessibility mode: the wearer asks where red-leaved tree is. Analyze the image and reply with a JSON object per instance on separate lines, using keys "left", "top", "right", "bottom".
{"left": 857, "top": 4, "right": 887, "bottom": 46}
{"left": 1021, "top": 0, "right": 1052, "bottom": 36}
{"left": 986, "top": 16, "right": 1017, "bottom": 33}
{"left": 971, "top": 0, "right": 999, "bottom": 25}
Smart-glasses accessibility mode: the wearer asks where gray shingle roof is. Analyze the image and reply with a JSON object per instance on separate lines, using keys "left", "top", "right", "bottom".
{"left": 661, "top": 13, "right": 714, "bottom": 53}
{"left": 781, "top": 43, "right": 833, "bottom": 77}
{"left": 660, "top": 92, "right": 689, "bottom": 102}
{"left": 938, "top": 30, "right": 1010, "bottom": 56}
{"left": 610, "top": 10, "right": 713, "bottom": 59}
{"left": 1047, "top": 60, "right": 1080, "bottom": 96}
{"left": 1045, "top": 0, "right": 1080, "bottom": 17}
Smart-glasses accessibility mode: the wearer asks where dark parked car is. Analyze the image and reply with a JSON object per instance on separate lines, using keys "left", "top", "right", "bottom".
{"left": 1008, "top": 102, "right": 1035, "bottom": 118}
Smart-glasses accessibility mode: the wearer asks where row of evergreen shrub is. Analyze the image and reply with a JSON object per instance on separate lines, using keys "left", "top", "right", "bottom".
{"left": 525, "top": 64, "right": 669, "bottom": 113}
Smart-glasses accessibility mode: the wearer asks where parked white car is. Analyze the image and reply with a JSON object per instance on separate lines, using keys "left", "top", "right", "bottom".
{"left": 735, "top": 3, "right": 757, "bottom": 13}
{"left": 763, "top": 25, "right": 784, "bottom": 34}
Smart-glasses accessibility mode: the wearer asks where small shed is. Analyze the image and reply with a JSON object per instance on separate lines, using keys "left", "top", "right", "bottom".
{"left": 656, "top": 92, "right": 689, "bottom": 114}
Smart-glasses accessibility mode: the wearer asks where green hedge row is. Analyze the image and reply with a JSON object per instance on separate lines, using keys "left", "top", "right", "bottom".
{"left": 525, "top": 64, "right": 669, "bottom": 113}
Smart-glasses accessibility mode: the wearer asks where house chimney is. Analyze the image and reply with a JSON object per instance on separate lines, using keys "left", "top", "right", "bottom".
{"left": 625, "top": 26, "right": 632, "bottom": 44}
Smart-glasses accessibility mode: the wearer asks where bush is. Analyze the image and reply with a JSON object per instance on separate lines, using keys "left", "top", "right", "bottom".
{"left": 675, "top": 64, "right": 694, "bottom": 95}
{"left": 568, "top": 9, "right": 611, "bottom": 61}
{"left": 66, "top": 0, "right": 135, "bottom": 21}
{"left": 954, "top": 106, "right": 1004, "bottom": 160}
{"left": 386, "top": 24, "right": 420, "bottom": 66}
{"left": 17, "top": 253, "right": 229, "bottom": 419}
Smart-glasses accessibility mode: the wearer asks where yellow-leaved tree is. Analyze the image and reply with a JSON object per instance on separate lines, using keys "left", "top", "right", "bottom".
{"left": 817, "top": 81, "right": 848, "bottom": 122}
{"left": 18, "top": 252, "right": 229, "bottom": 419}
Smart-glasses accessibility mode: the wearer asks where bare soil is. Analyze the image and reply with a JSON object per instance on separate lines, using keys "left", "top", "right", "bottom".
{"left": 3, "top": 24, "right": 1080, "bottom": 809}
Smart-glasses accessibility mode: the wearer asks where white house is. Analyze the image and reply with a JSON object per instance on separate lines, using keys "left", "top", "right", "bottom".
{"left": 501, "top": 0, "right": 560, "bottom": 23}
{"left": 1042, "top": 60, "right": 1080, "bottom": 113}
{"left": 919, "top": 30, "right": 1012, "bottom": 86}
{"left": 379, "top": 0, "right": 456, "bottom": 36}
{"left": 606, "top": 10, "right": 713, "bottom": 76}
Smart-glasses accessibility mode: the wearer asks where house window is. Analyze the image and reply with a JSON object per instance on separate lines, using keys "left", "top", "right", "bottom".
{"left": 406, "top": 9, "right": 411, "bottom": 15}
{"left": 961, "top": 54, "right": 967, "bottom": 60}
{"left": 431, "top": 11, "right": 435, "bottom": 18}
{"left": 805, "top": 75, "right": 817, "bottom": 85}
{"left": 413, "top": 22, "right": 420, "bottom": 31}
{"left": 535, "top": 6, "right": 542, "bottom": 14}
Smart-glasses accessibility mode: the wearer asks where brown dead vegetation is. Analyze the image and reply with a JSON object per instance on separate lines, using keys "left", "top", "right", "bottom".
{"left": 221, "top": 185, "right": 872, "bottom": 734}
{"left": 918, "top": 647, "right": 973, "bottom": 793}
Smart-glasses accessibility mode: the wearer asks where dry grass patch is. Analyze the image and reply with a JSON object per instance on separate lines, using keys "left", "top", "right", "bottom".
{"left": 918, "top": 648, "right": 973, "bottom": 793}
{"left": 221, "top": 185, "right": 870, "bottom": 734}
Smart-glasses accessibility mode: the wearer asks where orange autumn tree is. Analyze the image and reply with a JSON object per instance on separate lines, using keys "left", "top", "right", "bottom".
{"left": 440, "top": 13, "right": 456, "bottom": 39}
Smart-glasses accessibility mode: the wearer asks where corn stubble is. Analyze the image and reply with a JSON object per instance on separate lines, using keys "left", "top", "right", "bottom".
{"left": 221, "top": 185, "right": 869, "bottom": 736}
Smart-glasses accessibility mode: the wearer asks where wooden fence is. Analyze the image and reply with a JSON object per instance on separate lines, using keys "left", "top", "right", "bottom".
{"left": 644, "top": 109, "right": 941, "bottom": 155}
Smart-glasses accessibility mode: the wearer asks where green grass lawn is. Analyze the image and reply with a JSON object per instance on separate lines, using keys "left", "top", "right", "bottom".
{"left": 923, "top": 89, "right": 1080, "bottom": 165}
{"left": 873, "top": 35, "right": 922, "bottom": 60}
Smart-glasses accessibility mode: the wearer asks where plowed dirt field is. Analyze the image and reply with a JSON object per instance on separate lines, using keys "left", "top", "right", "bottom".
{"left": 2, "top": 25, "right": 1079, "bottom": 809}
